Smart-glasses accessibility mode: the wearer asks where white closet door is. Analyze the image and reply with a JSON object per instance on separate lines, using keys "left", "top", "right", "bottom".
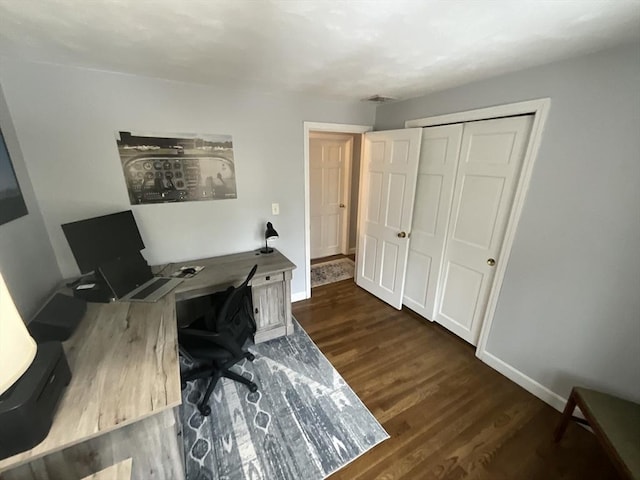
{"left": 434, "top": 115, "right": 533, "bottom": 345}
{"left": 356, "top": 128, "right": 422, "bottom": 309}
{"left": 403, "top": 124, "right": 463, "bottom": 319}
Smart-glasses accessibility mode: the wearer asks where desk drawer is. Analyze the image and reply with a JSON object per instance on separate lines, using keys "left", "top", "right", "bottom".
{"left": 251, "top": 272, "right": 284, "bottom": 288}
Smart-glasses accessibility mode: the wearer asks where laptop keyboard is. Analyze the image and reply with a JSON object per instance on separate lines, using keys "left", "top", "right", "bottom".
{"left": 130, "top": 277, "right": 171, "bottom": 300}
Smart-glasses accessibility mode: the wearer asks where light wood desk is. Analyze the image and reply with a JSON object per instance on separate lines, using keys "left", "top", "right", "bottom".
{"left": 81, "top": 458, "right": 133, "bottom": 480}
{"left": 169, "top": 249, "right": 296, "bottom": 343}
{"left": 0, "top": 250, "right": 295, "bottom": 480}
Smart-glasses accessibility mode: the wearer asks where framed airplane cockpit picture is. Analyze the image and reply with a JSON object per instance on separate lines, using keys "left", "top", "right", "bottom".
{"left": 0, "top": 127, "right": 28, "bottom": 226}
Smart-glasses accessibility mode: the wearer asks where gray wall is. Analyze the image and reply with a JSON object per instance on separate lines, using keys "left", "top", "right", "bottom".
{"left": 0, "top": 60, "right": 375, "bottom": 298}
{"left": 375, "top": 42, "right": 640, "bottom": 402}
{"left": 0, "top": 82, "right": 62, "bottom": 319}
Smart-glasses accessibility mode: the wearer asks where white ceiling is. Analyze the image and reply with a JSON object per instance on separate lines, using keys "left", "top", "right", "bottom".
{"left": 0, "top": 0, "right": 639, "bottom": 101}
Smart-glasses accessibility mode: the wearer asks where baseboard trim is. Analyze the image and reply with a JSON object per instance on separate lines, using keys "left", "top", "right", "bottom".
{"left": 291, "top": 291, "right": 308, "bottom": 303}
{"left": 348, "top": 247, "right": 356, "bottom": 255}
{"left": 478, "top": 350, "right": 567, "bottom": 412}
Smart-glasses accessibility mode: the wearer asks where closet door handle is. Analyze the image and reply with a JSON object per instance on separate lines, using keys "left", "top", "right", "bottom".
{"left": 397, "top": 231, "right": 407, "bottom": 238}
{"left": 487, "top": 258, "right": 496, "bottom": 266}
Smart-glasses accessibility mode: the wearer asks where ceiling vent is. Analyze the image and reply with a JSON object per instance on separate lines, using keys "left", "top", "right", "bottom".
{"left": 363, "top": 94, "right": 396, "bottom": 103}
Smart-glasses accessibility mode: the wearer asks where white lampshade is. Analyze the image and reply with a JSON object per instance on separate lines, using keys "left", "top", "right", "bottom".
{"left": 0, "top": 272, "right": 37, "bottom": 396}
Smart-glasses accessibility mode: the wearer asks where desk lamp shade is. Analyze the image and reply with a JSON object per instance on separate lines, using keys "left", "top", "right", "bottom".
{"left": 0, "top": 272, "right": 37, "bottom": 397}
{"left": 260, "top": 222, "right": 279, "bottom": 254}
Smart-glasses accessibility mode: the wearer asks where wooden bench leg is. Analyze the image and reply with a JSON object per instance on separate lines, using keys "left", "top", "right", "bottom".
{"left": 554, "top": 388, "right": 577, "bottom": 442}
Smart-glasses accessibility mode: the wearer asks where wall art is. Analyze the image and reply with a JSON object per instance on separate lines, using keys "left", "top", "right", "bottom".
{"left": 0, "top": 128, "right": 28, "bottom": 225}
{"left": 116, "top": 131, "right": 237, "bottom": 204}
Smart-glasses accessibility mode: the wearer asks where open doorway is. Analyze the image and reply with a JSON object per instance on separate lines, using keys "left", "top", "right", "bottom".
{"left": 303, "top": 122, "right": 372, "bottom": 299}
{"left": 309, "top": 132, "right": 360, "bottom": 289}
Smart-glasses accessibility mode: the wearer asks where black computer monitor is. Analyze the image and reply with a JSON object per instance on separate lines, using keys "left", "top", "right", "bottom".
{"left": 61, "top": 210, "right": 146, "bottom": 273}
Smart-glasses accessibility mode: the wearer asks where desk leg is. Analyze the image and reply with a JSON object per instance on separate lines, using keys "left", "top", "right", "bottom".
{"left": 284, "top": 270, "right": 293, "bottom": 335}
{"left": 554, "top": 388, "right": 578, "bottom": 442}
{"left": 0, "top": 408, "right": 185, "bottom": 480}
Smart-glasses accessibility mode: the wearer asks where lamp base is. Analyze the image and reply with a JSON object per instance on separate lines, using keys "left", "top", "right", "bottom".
{"left": 260, "top": 247, "right": 274, "bottom": 254}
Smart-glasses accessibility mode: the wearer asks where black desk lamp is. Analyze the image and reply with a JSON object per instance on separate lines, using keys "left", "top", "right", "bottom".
{"left": 260, "top": 222, "right": 279, "bottom": 254}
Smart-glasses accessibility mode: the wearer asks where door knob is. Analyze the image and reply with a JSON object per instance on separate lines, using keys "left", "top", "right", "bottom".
{"left": 487, "top": 258, "right": 496, "bottom": 266}
{"left": 397, "top": 231, "right": 407, "bottom": 238}
{"left": 339, "top": 203, "right": 345, "bottom": 208}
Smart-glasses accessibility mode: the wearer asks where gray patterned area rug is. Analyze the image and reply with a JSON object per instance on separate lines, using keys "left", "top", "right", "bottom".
{"left": 310, "top": 258, "right": 355, "bottom": 288}
{"left": 180, "top": 319, "right": 388, "bottom": 480}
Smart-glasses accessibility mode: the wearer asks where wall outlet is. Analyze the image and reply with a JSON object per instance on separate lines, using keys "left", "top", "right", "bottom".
{"left": 272, "top": 203, "right": 280, "bottom": 215}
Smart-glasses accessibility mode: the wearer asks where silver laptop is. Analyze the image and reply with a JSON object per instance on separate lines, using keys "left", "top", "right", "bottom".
{"left": 98, "top": 251, "right": 182, "bottom": 303}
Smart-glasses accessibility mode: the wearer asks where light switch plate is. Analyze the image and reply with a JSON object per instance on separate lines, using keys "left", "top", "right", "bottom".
{"left": 272, "top": 203, "right": 280, "bottom": 215}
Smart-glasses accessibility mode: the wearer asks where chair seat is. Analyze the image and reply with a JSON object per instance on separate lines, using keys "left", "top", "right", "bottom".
{"left": 575, "top": 387, "right": 640, "bottom": 479}
{"left": 182, "top": 341, "right": 234, "bottom": 360}
{"left": 556, "top": 387, "right": 640, "bottom": 480}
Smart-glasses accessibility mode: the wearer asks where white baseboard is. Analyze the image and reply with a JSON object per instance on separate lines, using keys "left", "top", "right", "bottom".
{"left": 291, "top": 291, "right": 308, "bottom": 303}
{"left": 477, "top": 350, "right": 568, "bottom": 412}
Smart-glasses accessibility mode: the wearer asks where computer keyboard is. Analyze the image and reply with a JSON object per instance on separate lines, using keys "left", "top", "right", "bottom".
{"left": 131, "top": 277, "right": 171, "bottom": 300}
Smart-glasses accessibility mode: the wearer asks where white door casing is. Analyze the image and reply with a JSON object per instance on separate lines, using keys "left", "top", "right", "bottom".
{"left": 309, "top": 134, "right": 353, "bottom": 259}
{"left": 403, "top": 124, "right": 463, "bottom": 319}
{"left": 356, "top": 128, "right": 422, "bottom": 309}
{"left": 434, "top": 115, "right": 534, "bottom": 344}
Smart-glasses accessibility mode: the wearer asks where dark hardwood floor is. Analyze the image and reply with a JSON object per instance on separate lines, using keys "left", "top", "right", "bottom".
{"left": 292, "top": 280, "right": 619, "bottom": 480}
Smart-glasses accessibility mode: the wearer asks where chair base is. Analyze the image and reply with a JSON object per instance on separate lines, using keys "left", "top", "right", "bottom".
{"left": 181, "top": 355, "right": 258, "bottom": 416}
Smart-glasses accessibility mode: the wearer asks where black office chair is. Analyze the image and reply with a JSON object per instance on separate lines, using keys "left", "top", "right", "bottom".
{"left": 179, "top": 265, "right": 258, "bottom": 416}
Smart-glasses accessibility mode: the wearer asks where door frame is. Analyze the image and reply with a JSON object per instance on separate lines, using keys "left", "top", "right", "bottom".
{"left": 309, "top": 132, "right": 354, "bottom": 260}
{"left": 405, "top": 98, "right": 551, "bottom": 358}
{"left": 302, "top": 122, "right": 372, "bottom": 300}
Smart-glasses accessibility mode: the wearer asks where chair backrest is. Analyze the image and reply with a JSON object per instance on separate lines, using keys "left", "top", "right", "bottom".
{"left": 204, "top": 264, "right": 258, "bottom": 342}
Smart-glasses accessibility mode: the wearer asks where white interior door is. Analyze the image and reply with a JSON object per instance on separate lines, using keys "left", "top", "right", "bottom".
{"left": 403, "top": 124, "right": 463, "bottom": 319}
{"left": 434, "top": 115, "right": 533, "bottom": 344}
{"left": 310, "top": 134, "right": 352, "bottom": 259}
{"left": 356, "top": 128, "right": 422, "bottom": 309}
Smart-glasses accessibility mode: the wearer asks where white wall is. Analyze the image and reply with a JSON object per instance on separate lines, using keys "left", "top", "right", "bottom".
{"left": 375, "top": 42, "right": 640, "bottom": 404}
{"left": 0, "top": 60, "right": 376, "bottom": 298}
{"left": 0, "top": 82, "right": 62, "bottom": 318}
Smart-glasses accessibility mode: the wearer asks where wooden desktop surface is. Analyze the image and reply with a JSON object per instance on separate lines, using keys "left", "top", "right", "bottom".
{"left": 168, "top": 249, "right": 296, "bottom": 302}
{"left": 81, "top": 458, "right": 133, "bottom": 480}
{"left": 0, "top": 297, "right": 181, "bottom": 472}
{"left": 0, "top": 249, "right": 295, "bottom": 474}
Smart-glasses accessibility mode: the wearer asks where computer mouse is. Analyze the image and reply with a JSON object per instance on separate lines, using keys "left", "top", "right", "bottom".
{"left": 182, "top": 267, "right": 197, "bottom": 275}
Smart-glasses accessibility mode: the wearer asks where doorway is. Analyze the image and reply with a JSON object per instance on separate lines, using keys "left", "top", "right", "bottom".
{"left": 309, "top": 132, "right": 354, "bottom": 260}
{"left": 303, "top": 122, "right": 372, "bottom": 298}
{"left": 309, "top": 132, "right": 360, "bottom": 290}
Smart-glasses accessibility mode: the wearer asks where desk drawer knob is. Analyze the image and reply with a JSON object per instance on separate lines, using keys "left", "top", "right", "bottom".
{"left": 266, "top": 275, "right": 271, "bottom": 281}
{"left": 255, "top": 308, "right": 259, "bottom": 314}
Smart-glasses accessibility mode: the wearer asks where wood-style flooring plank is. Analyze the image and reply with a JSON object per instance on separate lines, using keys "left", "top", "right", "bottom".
{"left": 292, "top": 280, "right": 620, "bottom": 480}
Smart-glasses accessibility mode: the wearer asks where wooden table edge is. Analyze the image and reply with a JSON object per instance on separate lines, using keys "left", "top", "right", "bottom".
{"left": 0, "top": 400, "right": 182, "bottom": 473}
{"left": 571, "top": 388, "right": 635, "bottom": 480}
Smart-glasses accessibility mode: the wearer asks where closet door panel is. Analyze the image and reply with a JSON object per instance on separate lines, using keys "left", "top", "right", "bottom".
{"left": 433, "top": 115, "right": 533, "bottom": 345}
{"left": 403, "top": 124, "right": 463, "bottom": 318}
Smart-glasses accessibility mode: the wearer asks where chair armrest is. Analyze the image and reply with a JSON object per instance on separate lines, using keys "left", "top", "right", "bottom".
{"left": 179, "top": 328, "right": 245, "bottom": 358}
